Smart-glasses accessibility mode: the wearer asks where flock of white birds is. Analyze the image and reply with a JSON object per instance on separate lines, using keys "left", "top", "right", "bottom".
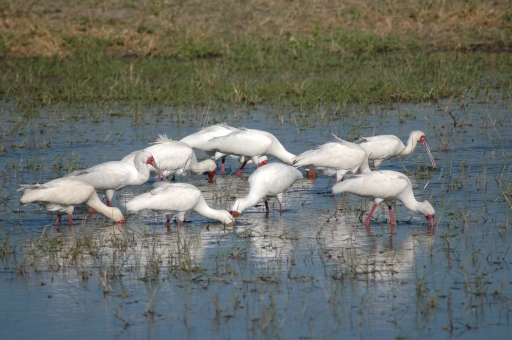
{"left": 18, "top": 123, "right": 437, "bottom": 234}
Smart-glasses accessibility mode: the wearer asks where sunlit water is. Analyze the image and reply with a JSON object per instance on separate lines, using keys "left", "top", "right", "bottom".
{"left": 0, "top": 99, "right": 511, "bottom": 339}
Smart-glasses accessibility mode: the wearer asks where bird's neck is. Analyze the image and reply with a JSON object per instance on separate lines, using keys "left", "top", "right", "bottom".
{"left": 399, "top": 191, "right": 424, "bottom": 214}
{"left": 269, "top": 143, "right": 295, "bottom": 164}
{"left": 193, "top": 197, "right": 223, "bottom": 221}
{"left": 232, "top": 196, "right": 257, "bottom": 214}
{"left": 402, "top": 134, "right": 418, "bottom": 156}
{"left": 190, "top": 159, "right": 214, "bottom": 175}
{"left": 86, "top": 193, "right": 117, "bottom": 220}
{"left": 358, "top": 156, "right": 371, "bottom": 174}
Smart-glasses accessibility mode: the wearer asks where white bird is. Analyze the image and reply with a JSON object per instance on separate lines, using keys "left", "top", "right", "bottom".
{"left": 202, "top": 127, "right": 298, "bottom": 177}
{"left": 180, "top": 124, "right": 267, "bottom": 175}
{"left": 122, "top": 135, "right": 216, "bottom": 181}
{"left": 66, "top": 150, "right": 162, "bottom": 207}
{"left": 331, "top": 170, "right": 435, "bottom": 234}
{"left": 230, "top": 163, "right": 303, "bottom": 216}
{"left": 355, "top": 130, "right": 436, "bottom": 170}
{"left": 292, "top": 134, "right": 371, "bottom": 182}
{"left": 126, "top": 182, "right": 234, "bottom": 226}
{"left": 18, "top": 178, "right": 125, "bottom": 226}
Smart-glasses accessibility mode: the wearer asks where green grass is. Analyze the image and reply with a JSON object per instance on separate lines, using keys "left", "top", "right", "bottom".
{"left": 1, "top": 0, "right": 511, "bottom": 107}
{"left": 2, "top": 44, "right": 512, "bottom": 107}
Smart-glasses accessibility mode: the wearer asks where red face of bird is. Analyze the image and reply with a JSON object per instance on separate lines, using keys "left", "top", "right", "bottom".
{"left": 116, "top": 220, "right": 125, "bottom": 225}
{"left": 207, "top": 168, "right": 216, "bottom": 182}
{"left": 307, "top": 170, "right": 318, "bottom": 180}
{"left": 146, "top": 156, "right": 168, "bottom": 182}
{"left": 419, "top": 135, "right": 436, "bottom": 169}
{"left": 426, "top": 214, "right": 435, "bottom": 232}
{"left": 230, "top": 211, "right": 241, "bottom": 218}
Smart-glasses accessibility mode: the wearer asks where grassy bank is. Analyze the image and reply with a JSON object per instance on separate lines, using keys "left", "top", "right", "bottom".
{"left": 1, "top": 0, "right": 511, "bottom": 106}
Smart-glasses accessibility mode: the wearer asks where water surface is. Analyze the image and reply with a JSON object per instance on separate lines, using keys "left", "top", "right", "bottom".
{"left": 1, "top": 100, "right": 511, "bottom": 339}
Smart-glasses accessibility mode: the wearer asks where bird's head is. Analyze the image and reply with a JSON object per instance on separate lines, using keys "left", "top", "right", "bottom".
{"left": 111, "top": 207, "right": 125, "bottom": 225}
{"left": 207, "top": 169, "right": 217, "bottom": 182}
{"left": 229, "top": 198, "right": 246, "bottom": 217}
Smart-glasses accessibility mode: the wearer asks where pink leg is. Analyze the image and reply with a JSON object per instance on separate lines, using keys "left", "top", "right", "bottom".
{"left": 388, "top": 205, "right": 395, "bottom": 225}
{"left": 166, "top": 219, "right": 171, "bottom": 226}
{"left": 264, "top": 201, "right": 270, "bottom": 214}
{"left": 178, "top": 221, "right": 184, "bottom": 227}
{"left": 279, "top": 202, "right": 283, "bottom": 215}
{"left": 107, "top": 201, "right": 112, "bottom": 207}
{"left": 221, "top": 157, "right": 226, "bottom": 175}
{"left": 67, "top": 214, "right": 73, "bottom": 226}
{"left": 365, "top": 204, "right": 379, "bottom": 234}
{"left": 55, "top": 214, "right": 61, "bottom": 225}
{"left": 236, "top": 161, "right": 248, "bottom": 177}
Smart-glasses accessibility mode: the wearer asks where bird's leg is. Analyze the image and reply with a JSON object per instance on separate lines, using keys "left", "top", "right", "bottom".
{"left": 178, "top": 221, "right": 184, "bottom": 227}
{"left": 55, "top": 214, "right": 61, "bottom": 226}
{"left": 388, "top": 205, "right": 396, "bottom": 225}
{"left": 279, "top": 202, "right": 283, "bottom": 215}
{"left": 67, "top": 214, "right": 73, "bottom": 226}
{"left": 166, "top": 218, "right": 171, "bottom": 226}
{"left": 236, "top": 161, "right": 248, "bottom": 177}
{"left": 107, "top": 200, "right": 112, "bottom": 207}
{"left": 265, "top": 200, "right": 270, "bottom": 214}
{"left": 221, "top": 156, "right": 226, "bottom": 175}
{"left": 365, "top": 204, "right": 379, "bottom": 234}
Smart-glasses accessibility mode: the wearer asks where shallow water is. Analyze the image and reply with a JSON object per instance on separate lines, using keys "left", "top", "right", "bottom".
{"left": 1, "top": 100, "right": 511, "bottom": 339}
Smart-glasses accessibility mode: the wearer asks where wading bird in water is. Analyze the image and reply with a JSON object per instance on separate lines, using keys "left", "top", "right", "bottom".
{"left": 292, "top": 134, "right": 371, "bottom": 183}
{"left": 126, "top": 182, "right": 234, "bottom": 227}
{"left": 180, "top": 124, "right": 267, "bottom": 175}
{"left": 331, "top": 170, "right": 435, "bottom": 235}
{"left": 122, "top": 135, "right": 216, "bottom": 181}
{"left": 66, "top": 150, "right": 164, "bottom": 207}
{"left": 18, "top": 178, "right": 125, "bottom": 226}
{"left": 202, "top": 127, "right": 315, "bottom": 178}
{"left": 355, "top": 130, "right": 436, "bottom": 170}
{"left": 230, "top": 163, "right": 303, "bottom": 216}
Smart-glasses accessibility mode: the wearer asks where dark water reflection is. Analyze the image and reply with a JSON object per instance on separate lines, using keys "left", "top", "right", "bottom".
{"left": 0, "top": 100, "right": 511, "bottom": 338}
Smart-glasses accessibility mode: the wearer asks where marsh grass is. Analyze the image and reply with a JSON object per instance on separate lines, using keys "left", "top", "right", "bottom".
{"left": 1, "top": 1, "right": 512, "bottom": 106}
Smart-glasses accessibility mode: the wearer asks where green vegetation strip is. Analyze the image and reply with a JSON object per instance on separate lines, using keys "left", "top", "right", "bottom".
{"left": 1, "top": 0, "right": 511, "bottom": 106}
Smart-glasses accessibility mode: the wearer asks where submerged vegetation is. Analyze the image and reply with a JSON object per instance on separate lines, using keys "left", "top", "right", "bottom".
{"left": 1, "top": 0, "right": 512, "bottom": 105}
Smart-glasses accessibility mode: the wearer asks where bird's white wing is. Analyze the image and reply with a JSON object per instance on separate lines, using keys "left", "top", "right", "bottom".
{"left": 202, "top": 130, "right": 273, "bottom": 156}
